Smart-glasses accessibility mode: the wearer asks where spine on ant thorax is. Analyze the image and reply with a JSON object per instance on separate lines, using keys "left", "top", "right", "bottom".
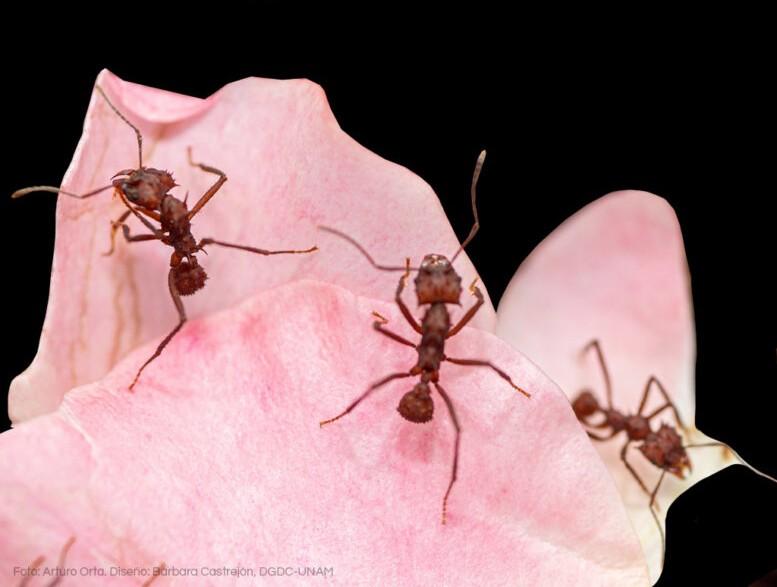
{"left": 415, "top": 303, "right": 451, "bottom": 375}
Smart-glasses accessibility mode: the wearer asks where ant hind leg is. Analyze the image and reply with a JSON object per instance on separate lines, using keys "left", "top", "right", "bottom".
{"left": 434, "top": 382, "right": 461, "bottom": 525}
{"left": 129, "top": 268, "right": 187, "bottom": 391}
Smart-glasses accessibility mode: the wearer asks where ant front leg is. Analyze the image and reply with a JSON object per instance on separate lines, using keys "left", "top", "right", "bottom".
{"left": 186, "top": 147, "right": 228, "bottom": 220}
{"left": 119, "top": 224, "right": 161, "bottom": 244}
{"left": 102, "top": 208, "right": 132, "bottom": 256}
{"left": 129, "top": 267, "right": 187, "bottom": 391}
{"left": 446, "top": 278, "right": 484, "bottom": 339}
{"left": 197, "top": 238, "right": 317, "bottom": 256}
{"left": 372, "top": 312, "right": 417, "bottom": 349}
{"left": 434, "top": 382, "right": 461, "bottom": 525}
{"left": 639, "top": 376, "right": 686, "bottom": 430}
{"left": 444, "top": 357, "right": 531, "bottom": 398}
{"left": 395, "top": 258, "right": 423, "bottom": 334}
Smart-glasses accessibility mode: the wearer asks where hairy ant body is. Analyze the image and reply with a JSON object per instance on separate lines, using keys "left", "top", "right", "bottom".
{"left": 319, "top": 151, "right": 531, "bottom": 524}
{"left": 572, "top": 339, "right": 722, "bottom": 560}
{"left": 12, "top": 86, "right": 317, "bottom": 390}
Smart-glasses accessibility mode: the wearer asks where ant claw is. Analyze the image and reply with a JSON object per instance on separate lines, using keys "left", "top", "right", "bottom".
{"left": 468, "top": 277, "right": 480, "bottom": 295}
{"left": 372, "top": 311, "right": 389, "bottom": 325}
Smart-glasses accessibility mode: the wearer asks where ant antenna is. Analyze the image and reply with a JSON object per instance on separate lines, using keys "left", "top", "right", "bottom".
{"left": 95, "top": 84, "right": 143, "bottom": 169}
{"left": 450, "top": 149, "right": 486, "bottom": 263}
{"left": 11, "top": 184, "right": 114, "bottom": 200}
{"left": 318, "top": 226, "right": 419, "bottom": 272}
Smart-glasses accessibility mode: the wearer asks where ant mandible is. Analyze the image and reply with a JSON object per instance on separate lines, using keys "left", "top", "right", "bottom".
{"left": 571, "top": 339, "right": 721, "bottom": 560}
{"left": 13, "top": 85, "right": 317, "bottom": 390}
{"left": 319, "top": 151, "right": 531, "bottom": 525}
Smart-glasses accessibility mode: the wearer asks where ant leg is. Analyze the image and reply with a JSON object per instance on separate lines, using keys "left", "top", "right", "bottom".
{"left": 102, "top": 209, "right": 133, "bottom": 255}
{"left": 638, "top": 376, "right": 685, "bottom": 430}
{"left": 44, "top": 536, "right": 75, "bottom": 587}
{"left": 198, "top": 238, "right": 317, "bottom": 256}
{"left": 446, "top": 279, "right": 484, "bottom": 339}
{"left": 120, "top": 225, "right": 161, "bottom": 243}
{"left": 444, "top": 357, "right": 531, "bottom": 398}
{"left": 129, "top": 268, "right": 187, "bottom": 391}
{"left": 587, "top": 429, "right": 619, "bottom": 442}
{"left": 185, "top": 147, "right": 228, "bottom": 220}
{"left": 582, "top": 339, "right": 613, "bottom": 410}
{"left": 319, "top": 372, "right": 413, "bottom": 427}
{"left": 372, "top": 312, "right": 416, "bottom": 349}
{"left": 648, "top": 469, "right": 668, "bottom": 567}
{"left": 620, "top": 441, "right": 651, "bottom": 497}
{"left": 395, "top": 258, "right": 423, "bottom": 334}
{"left": 434, "top": 382, "right": 461, "bottom": 525}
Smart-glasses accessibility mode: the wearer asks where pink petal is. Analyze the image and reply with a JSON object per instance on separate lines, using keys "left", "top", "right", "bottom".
{"left": 0, "top": 281, "right": 648, "bottom": 585}
{"left": 495, "top": 190, "right": 735, "bottom": 579}
{"left": 10, "top": 70, "right": 493, "bottom": 424}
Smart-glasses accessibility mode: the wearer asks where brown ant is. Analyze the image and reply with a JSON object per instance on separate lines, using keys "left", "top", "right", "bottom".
{"left": 318, "top": 150, "right": 531, "bottom": 524}
{"left": 572, "top": 339, "right": 724, "bottom": 561}
{"left": 12, "top": 85, "right": 317, "bottom": 390}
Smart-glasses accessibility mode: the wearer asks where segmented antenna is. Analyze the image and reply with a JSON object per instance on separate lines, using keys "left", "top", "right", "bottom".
{"left": 318, "top": 226, "right": 418, "bottom": 272}
{"left": 450, "top": 149, "right": 486, "bottom": 263}
{"left": 95, "top": 84, "right": 143, "bottom": 168}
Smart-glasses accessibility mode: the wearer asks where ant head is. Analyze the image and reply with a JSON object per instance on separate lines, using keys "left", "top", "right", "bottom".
{"left": 113, "top": 167, "right": 177, "bottom": 210}
{"left": 414, "top": 254, "right": 462, "bottom": 305}
{"left": 639, "top": 424, "right": 691, "bottom": 478}
{"left": 397, "top": 383, "right": 434, "bottom": 423}
{"left": 571, "top": 390, "right": 600, "bottom": 420}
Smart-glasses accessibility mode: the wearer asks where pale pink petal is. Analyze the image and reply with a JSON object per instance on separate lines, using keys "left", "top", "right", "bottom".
{"left": 0, "top": 281, "right": 648, "bottom": 586}
{"left": 10, "top": 70, "right": 493, "bottom": 424}
{"left": 495, "top": 190, "right": 735, "bottom": 580}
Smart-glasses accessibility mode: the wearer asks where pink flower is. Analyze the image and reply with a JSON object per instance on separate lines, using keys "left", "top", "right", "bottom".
{"left": 2, "top": 71, "right": 649, "bottom": 585}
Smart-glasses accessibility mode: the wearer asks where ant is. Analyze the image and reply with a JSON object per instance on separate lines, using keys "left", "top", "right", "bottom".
{"left": 571, "top": 339, "right": 723, "bottom": 561}
{"left": 318, "top": 151, "right": 531, "bottom": 524}
{"left": 12, "top": 85, "right": 317, "bottom": 390}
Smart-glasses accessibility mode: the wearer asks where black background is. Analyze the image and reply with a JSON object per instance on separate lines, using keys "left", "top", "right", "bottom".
{"left": 2, "top": 17, "right": 775, "bottom": 586}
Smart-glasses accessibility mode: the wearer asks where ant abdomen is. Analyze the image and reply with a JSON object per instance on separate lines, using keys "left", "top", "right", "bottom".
{"left": 398, "top": 384, "right": 434, "bottom": 423}
{"left": 572, "top": 390, "right": 599, "bottom": 419}
{"left": 173, "top": 259, "right": 208, "bottom": 296}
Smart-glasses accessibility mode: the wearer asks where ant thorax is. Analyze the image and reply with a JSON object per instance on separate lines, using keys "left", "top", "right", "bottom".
{"left": 113, "top": 167, "right": 177, "bottom": 210}
{"left": 414, "top": 254, "right": 463, "bottom": 305}
{"left": 416, "top": 304, "right": 450, "bottom": 375}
